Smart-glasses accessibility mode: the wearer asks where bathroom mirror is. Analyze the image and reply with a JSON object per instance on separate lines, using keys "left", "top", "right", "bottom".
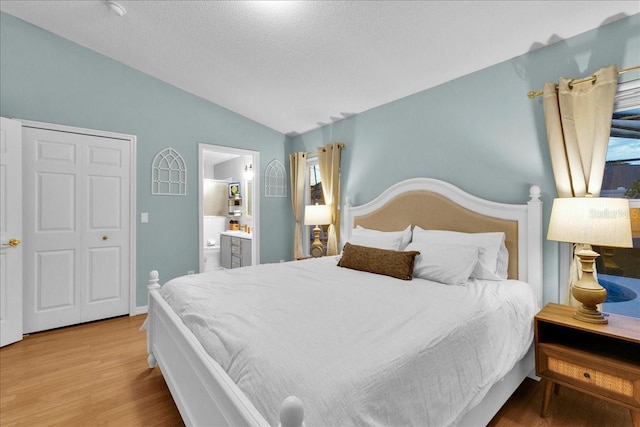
{"left": 245, "top": 179, "right": 253, "bottom": 219}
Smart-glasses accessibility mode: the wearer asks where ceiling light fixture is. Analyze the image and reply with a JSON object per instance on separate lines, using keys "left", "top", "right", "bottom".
{"left": 106, "top": 1, "right": 127, "bottom": 17}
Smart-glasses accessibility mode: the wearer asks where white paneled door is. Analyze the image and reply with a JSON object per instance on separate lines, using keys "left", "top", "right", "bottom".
{"left": 0, "top": 117, "right": 23, "bottom": 347}
{"left": 22, "top": 125, "right": 132, "bottom": 333}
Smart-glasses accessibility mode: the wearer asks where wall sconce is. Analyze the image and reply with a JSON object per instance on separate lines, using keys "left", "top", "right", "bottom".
{"left": 244, "top": 163, "right": 253, "bottom": 179}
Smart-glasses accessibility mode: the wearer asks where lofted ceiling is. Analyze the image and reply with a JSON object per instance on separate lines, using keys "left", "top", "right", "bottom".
{"left": 1, "top": 1, "right": 638, "bottom": 136}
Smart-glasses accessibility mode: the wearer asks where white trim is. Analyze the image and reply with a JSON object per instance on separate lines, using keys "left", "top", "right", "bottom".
{"left": 18, "top": 119, "right": 138, "bottom": 316}
{"left": 198, "top": 143, "right": 260, "bottom": 272}
{"left": 133, "top": 305, "right": 148, "bottom": 316}
{"left": 614, "top": 78, "right": 640, "bottom": 111}
{"left": 558, "top": 242, "right": 573, "bottom": 304}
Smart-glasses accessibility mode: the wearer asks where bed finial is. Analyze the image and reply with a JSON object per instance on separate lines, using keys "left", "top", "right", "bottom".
{"left": 148, "top": 270, "right": 160, "bottom": 290}
{"left": 279, "top": 395, "right": 305, "bottom": 427}
{"left": 529, "top": 185, "right": 541, "bottom": 202}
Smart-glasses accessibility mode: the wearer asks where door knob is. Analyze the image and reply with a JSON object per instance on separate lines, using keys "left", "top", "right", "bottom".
{"left": 102, "top": 235, "right": 108, "bottom": 241}
{"left": 2, "top": 238, "right": 21, "bottom": 247}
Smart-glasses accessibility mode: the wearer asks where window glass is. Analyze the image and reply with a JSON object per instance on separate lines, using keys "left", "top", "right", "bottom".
{"left": 597, "top": 91, "right": 639, "bottom": 318}
{"left": 306, "top": 161, "right": 328, "bottom": 255}
{"left": 601, "top": 107, "right": 640, "bottom": 199}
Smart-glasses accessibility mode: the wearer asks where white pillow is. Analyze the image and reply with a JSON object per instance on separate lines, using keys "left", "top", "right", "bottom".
{"left": 496, "top": 243, "right": 509, "bottom": 279}
{"left": 412, "top": 227, "right": 507, "bottom": 280}
{"left": 351, "top": 225, "right": 413, "bottom": 251}
{"left": 347, "top": 233, "right": 403, "bottom": 251}
{"left": 405, "top": 241, "right": 479, "bottom": 285}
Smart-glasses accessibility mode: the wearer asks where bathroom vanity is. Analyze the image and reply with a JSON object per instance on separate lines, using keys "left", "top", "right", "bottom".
{"left": 220, "top": 231, "right": 252, "bottom": 269}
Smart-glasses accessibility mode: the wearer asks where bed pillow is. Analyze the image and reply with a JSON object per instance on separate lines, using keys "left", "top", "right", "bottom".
{"left": 351, "top": 225, "right": 413, "bottom": 251}
{"left": 412, "top": 227, "right": 507, "bottom": 280}
{"left": 496, "top": 243, "right": 509, "bottom": 279}
{"left": 347, "top": 232, "right": 404, "bottom": 251}
{"left": 338, "top": 243, "right": 420, "bottom": 280}
{"left": 404, "top": 242, "right": 479, "bottom": 285}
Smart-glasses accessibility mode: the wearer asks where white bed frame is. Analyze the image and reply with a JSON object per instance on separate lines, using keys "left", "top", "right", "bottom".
{"left": 146, "top": 177, "right": 543, "bottom": 427}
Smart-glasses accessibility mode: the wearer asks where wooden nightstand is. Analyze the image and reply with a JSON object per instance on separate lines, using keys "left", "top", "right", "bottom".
{"left": 535, "top": 303, "right": 640, "bottom": 426}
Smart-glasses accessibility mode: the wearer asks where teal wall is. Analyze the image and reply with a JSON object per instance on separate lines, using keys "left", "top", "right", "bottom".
{"left": 0, "top": 12, "right": 292, "bottom": 307}
{"left": 289, "top": 14, "right": 640, "bottom": 305}
{"left": 2, "top": 11, "right": 638, "bottom": 308}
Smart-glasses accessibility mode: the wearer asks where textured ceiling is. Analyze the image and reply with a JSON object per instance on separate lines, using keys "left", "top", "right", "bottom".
{"left": 1, "top": 1, "right": 638, "bottom": 135}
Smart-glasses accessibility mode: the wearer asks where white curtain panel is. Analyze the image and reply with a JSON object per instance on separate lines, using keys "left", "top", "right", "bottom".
{"left": 543, "top": 64, "right": 618, "bottom": 304}
{"left": 543, "top": 65, "right": 618, "bottom": 197}
{"left": 289, "top": 152, "right": 307, "bottom": 260}
{"left": 317, "top": 143, "right": 343, "bottom": 256}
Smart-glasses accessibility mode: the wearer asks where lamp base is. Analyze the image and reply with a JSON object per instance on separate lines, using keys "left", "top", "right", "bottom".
{"left": 571, "top": 247, "right": 608, "bottom": 325}
{"left": 573, "top": 305, "right": 608, "bottom": 324}
{"left": 310, "top": 226, "right": 323, "bottom": 258}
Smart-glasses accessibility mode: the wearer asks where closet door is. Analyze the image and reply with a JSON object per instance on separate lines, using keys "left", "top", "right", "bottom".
{"left": 0, "top": 117, "right": 23, "bottom": 347}
{"left": 22, "top": 126, "right": 131, "bottom": 333}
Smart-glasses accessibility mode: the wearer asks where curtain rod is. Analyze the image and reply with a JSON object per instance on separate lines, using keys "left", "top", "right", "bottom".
{"left": 526, "top": 64, "right": 640, "bottom": 99}
{"left": 304, "top": 143, "right": 345, "bottom": 156}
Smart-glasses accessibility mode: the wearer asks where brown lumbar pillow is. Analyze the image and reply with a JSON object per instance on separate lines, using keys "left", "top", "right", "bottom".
{"left": 338, "top": 243, "right": 420, "bottom": 280}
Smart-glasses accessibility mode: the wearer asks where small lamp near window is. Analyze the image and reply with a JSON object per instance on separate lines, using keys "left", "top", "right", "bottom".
{"left": 304, "top": 204, "right": 332, "bottom": 257}
{"left": 547, "top": 196, "right": 632, "bottom": 324}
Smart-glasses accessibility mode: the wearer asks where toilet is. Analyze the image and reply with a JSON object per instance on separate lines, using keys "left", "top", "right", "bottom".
{"left": 203, "top": 216, "right": 226, "bottom": 271}
{"left": 203, "top": 245, "right": 222, "bottom": 271}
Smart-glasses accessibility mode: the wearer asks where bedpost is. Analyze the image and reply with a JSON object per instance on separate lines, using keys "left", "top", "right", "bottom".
{"left": 147, "top": 270, "right": 161, "bottom": 368}
{"left": 149, "top": 269, "right": 160, "bottom": 289}
{"left": 278, "top": 396, "right": 305, "bottom": 427}
{"left": 344, "top": 196, "right": 353, "bottom": 245}
{"left": 527, "top": 185, "right": 543, "bottom": 308}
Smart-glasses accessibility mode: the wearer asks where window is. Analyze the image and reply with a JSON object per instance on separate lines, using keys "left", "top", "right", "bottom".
{"left": 305, "top": 158, "right": 328, "bottom": 256}
{"left": 596, "top": 80, "right": 639, "bottom": 318}
{"left": 601, "top": 107, "right": 640, "bottom": 199}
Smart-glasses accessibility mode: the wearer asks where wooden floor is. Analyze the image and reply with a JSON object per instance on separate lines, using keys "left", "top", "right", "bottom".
{"left": 0, "top": 315, "right": 633, "bottom": 427}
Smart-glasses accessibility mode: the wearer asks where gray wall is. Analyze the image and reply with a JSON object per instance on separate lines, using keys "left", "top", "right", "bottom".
{"left": 1, "top": 11, "right": 638, "bottom": 308}
{"left": 288, "top": 14, "right": 640, "bottom": 305}
{"left": 0, "top": 12, "right": 292, "bottom": 307}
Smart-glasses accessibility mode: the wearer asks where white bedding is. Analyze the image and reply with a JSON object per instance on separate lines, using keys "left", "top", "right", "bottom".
{"left": 160, "top": 257, "right": 537, "bottom": 427}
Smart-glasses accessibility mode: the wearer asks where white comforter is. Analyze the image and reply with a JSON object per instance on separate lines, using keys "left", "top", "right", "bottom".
{"left": 160, "top": 257, "right": 537, "bottom": 427}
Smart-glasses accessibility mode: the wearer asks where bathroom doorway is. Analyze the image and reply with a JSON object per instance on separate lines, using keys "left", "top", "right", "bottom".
{"left": 198, "top": 143, "right": 259, "bottom": 272}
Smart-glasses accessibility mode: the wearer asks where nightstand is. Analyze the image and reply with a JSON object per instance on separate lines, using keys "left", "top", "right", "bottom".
{"left": 534, "top": 303, "right": 640, "bottom": 426}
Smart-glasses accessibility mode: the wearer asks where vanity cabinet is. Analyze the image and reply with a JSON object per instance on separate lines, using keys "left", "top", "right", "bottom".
{"left": 220, "top": 234, "right": 252, "bottom": 269}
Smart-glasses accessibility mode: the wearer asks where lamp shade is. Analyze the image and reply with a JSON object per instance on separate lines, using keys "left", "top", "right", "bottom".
{"left": 547, "top": 197, "right": 632, "bottom": 248}
{"left": 304, "top": 204, "right": 332, "bottom": 226}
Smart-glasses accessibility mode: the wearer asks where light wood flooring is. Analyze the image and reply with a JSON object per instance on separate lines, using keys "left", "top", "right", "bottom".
{"left": 0, "top": 315, "right": 633, "bottom": 426}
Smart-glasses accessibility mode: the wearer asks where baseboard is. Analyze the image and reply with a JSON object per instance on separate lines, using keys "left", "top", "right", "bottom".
{"left": 133, "top": 305, "right": 148, "bottom": 316}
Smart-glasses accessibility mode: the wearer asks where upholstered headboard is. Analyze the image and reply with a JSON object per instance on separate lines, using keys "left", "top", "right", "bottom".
{"left": 344, "top": 178, "right": 543, "bottom": 307}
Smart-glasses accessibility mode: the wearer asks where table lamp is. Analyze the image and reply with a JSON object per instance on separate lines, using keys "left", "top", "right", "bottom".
{"left": 304, "top": 204, "right": 332, "bottom": 257}
{"left": 547, "top": 196, "right": 633, "bottom": 324}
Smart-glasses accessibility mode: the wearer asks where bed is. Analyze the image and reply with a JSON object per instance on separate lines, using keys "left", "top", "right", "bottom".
{"left": 145, "top": 177, "right": 543, "bottom": 426}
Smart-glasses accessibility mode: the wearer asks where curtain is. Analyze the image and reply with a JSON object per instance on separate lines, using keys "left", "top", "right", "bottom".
{"left": 543, "top": 64, "right": 618, "bottom": 304}
{"left": 289, "top": 152, "right": 307, "bottom": 260}
{"left": 317, "top": 143, "right": 343, "bottom": 256}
